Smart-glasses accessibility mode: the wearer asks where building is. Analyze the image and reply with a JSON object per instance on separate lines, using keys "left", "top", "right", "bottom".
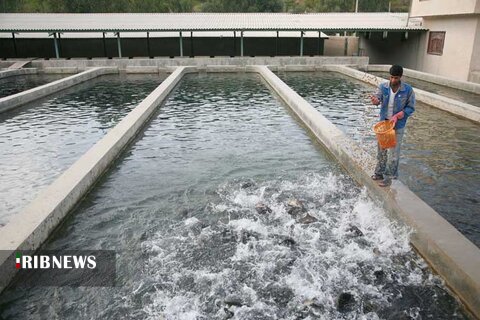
{"left": 0, "top": 13, "right": 423, "bottom": 60}
{"left": 410, "top": 0, "right": 480, "bottom": 82}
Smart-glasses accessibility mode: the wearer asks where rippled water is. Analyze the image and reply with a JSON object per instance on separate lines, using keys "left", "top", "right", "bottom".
{"left": 0, "top": 73, "right": 67, "bottom": 98}
{"left": 368, "top": 71, "right": 480, "bottom": 108}
{"left": 0, "top": 73, "right": 469, "bottom": 319}
{"left": 0, "top": 74, "right": 165, "bottom": 225}
{"left": 278, "top": 71, "right": 480, "bottom": 248}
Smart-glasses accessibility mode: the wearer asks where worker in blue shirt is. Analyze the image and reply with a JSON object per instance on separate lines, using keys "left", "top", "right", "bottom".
{"left": 370, "top": 65, "right": 416, "bottom": 187}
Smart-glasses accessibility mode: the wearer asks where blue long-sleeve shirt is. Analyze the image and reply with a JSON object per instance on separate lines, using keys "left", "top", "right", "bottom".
{"left": 374, "top": 81, "right": 415, "bottom": 129}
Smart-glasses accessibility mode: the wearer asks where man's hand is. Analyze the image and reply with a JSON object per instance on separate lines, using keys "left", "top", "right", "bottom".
{"left": 391, "top": 111, "right": 405, "bottom": 123}
{"left": 370, "top": 95, "right": 381, "bottom": 105}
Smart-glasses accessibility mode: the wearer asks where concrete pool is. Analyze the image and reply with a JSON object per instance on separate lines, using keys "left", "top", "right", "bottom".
{"left": 0, "top": 73, "right": 166, "bottom": 226}
{"left": 0, "top": 73, "right": 470, "bottom": 319}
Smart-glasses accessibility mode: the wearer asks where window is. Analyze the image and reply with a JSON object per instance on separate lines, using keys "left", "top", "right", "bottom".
{"left": 427, "top": 31, "right": 445, "bottom": 55}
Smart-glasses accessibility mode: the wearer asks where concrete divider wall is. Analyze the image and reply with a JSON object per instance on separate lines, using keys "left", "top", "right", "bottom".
{"left": 0, "top": 67, "right": 118, "bottom": 114}
{"left": 362, "top": 64, "right": 480, "bottom": 95}
{"left": 0, "top": 62, "right": 14, "bottom": 68}
{"left": 19, "top": 56, "right": 369, "bottom": 72}
{"left": 358, "top": 64, "right": 390, "bottom": 72}
{"left": 0, "top": 66, "right": 189, "bottom": 294}
{"left": 326, "top": 65, "right": 480, "bottom": 123}
{"left": 255, "top": 65, "right": 480, "bottom": 318}
{"left": 42, "top": 67, "right": 79, "bottom": 74}
{"left": 404, "top": 68, "right": 480, "bottom": 95}
{"left": 0, "top": 68, "right": 37, "bottom": 79}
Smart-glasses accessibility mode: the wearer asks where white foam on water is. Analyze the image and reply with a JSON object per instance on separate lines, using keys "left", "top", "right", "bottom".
{"left": 144, "top": 292, "right": 202, "bottom": 320}
{"left": 228, "top": 218, "right": 269, "bottom": 236}
{"left": 231, "top": 188, "right": 264, "bottom": 207}
{"left": 184, "top": 217, "right": 201, "bottom": 227}
{"left": 140, "top": 172, "right": 461, "bottom": 319}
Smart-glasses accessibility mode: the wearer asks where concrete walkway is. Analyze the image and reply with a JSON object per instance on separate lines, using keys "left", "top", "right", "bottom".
{"left": 0, "top": 56, "right": 369, "bottom": 72}
{"left": 0, "top": 68, "right": 36, "bottom": 80}
{"left": 7, "top": 60, "right": 32, "bottom": 69}
{"left": 364, "top": 64, "right": 480, "bottom": 95}
{"left": 327, "top": 65, "right": 480, "bottom": 124}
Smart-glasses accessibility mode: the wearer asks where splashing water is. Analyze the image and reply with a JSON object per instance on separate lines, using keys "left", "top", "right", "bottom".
{"left": 0, "top": 73, "right": 469, "bottom": 320}
{"left": 141, "top": 172, "right": 466, "bottom": 319}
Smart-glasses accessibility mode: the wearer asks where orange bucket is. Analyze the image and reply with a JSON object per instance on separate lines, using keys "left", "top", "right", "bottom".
{"left": 373, "top": 120, "right": 396, "bottom": 149}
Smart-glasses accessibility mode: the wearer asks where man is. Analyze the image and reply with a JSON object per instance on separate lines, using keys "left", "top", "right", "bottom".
{"left": 370, "top": 64, "right": 415, "bottom": 187}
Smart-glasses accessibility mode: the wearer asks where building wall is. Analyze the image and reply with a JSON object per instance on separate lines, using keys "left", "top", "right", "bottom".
{"left": 358, "top": 31, "right": 423, "bottom": 69}
{"left": 324, "top": 36, "right": 359, "bottom": 56}
{"left": 410, "top": 0, "right": 479, "bottom": 17}
{"left": 0, "top": 37, "right": 325, "bottom": 59}
{"left": 469, "top": 17, "right": 480, "bottom": 82}
{"left": 415, "top": 16, "right": 479, "bottom": 81}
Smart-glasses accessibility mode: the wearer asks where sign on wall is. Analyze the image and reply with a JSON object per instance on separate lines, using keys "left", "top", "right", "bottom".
{"left": 427, "top": 31, "right": 446, "bottom": 55}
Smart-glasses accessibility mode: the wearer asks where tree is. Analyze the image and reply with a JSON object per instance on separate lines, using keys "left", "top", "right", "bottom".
{"left": 202, "top": 0, "right": 283, "bottom": 12}
{"left": 0, "top": 0, "right": 409, "bottom": 13}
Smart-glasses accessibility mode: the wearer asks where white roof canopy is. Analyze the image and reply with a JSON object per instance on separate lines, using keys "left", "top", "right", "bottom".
{"left": 0, "top": 12, "right": 425, "bottom": 33}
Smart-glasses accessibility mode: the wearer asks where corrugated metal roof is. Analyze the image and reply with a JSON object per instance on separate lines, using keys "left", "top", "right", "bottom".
{"left": 0, "top": 30, "right": 330, "bottom": 38}
{"left": 0, "top": 13, "right": 426, "bottom": 33}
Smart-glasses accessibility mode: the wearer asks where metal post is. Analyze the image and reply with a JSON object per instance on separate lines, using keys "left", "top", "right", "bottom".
{"left": 58, "top": 33, "right": 62, "bottom": 57}
{"left": 276, "top": 31, "right": 279, "bottom": 56}
{"left": 318, "top": 31, "right": 321, "bottom": 56}
{"left": 179, "top": 31, "right": 183, "bottom": 57}
{"left": 357, "top": 35, "right": 361, "bottom": 56}
{"left": 233, "top": 31, "right": 236, "bottom": 56}
{"left": 102, "top": 32, "right": 107, "bottom": 57}
{"left": 388, "top": 1, "right": 391, "bottom": 12}
{"left": 355, "top": 0, "right": 359, "bottom": 12}
{"left": 12, "top": 32, "right": 17, "bottom": 57}
{"left": 147, "top": 32, "right": 151, "bottom": 57}
{"left": 190, "top": 31, "right": 193, "bottom": 57}
{"left": 240, "top": 31, "right": 244, "bottom": 57}
{"left": 53, "top": 33, "right": 59, "bottom": 58}
{"left": 116, "top": 32, "right": 122, "bottom": 58}
{"left": 300, "top": 31, "right": 304, "bottom": 56}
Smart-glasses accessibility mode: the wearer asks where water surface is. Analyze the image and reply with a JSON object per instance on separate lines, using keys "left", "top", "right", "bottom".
{"left": 0, "top": 74, "right": 165, "bottom": 225}
{"left": 278, "top": 71, "right": 480, "bottom": 248}
{"left": 0, "top": 73, "right": 67, "bottom": 98}
{"left": 368, "top": 71, "right": 480, "bottom": 108}
{"left": 0, "top": 73, "right": 469, "bottom": 319}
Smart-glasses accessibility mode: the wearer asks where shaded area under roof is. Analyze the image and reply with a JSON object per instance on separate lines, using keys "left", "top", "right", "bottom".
{"left": 0, "top": 12, "right": 426, "bottom": 33}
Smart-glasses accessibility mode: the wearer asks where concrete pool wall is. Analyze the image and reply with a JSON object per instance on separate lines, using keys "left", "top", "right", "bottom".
{"left": 0, "top": 65, "right": 478, "bottom": 317}
{"left": 363, "top": 64, "right": 480, "bottom": 95}
{"left": 0, "top": 56, "right": 369, "bottom": 72}
{"left": 0, "top": 67, "right": 118, "bottom": 113}
{"left": 0, "top": 68, "right": 36, "bottom": 79}
{"left": 325, "top": 65, "right": 480, "bottom": 124}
